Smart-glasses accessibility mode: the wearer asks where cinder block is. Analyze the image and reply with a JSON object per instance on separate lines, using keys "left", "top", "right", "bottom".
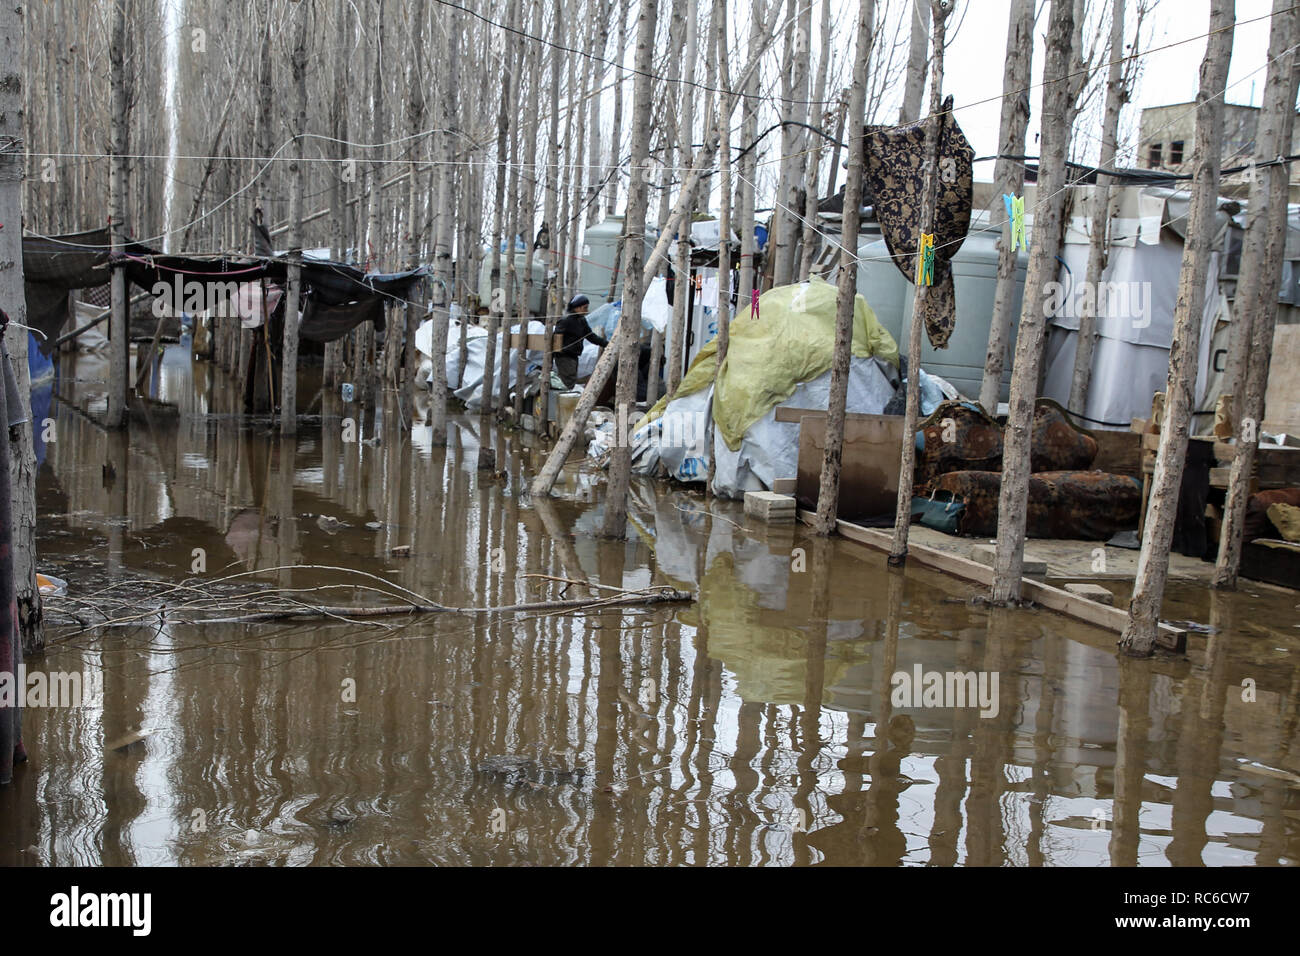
{"left": 970, "top": 544, "right": 1047, "bottom": 576}
{"left": 1063, "top": 582, "right": 1115, "bottom": 605}
{"left": 744, "top": 490, "right": 796, "bottom": 523}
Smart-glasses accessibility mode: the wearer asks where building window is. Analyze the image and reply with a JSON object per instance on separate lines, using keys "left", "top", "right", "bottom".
{"left": 1170, "top": 140, "right": 1185, "bottom": 164}
{"left": 1148, "top": 143, "right": 1162, "bottom": 167}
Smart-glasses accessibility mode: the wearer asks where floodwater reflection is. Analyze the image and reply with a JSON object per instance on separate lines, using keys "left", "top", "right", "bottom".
{"left": 1, "top": 346, "right": 1297, "bottom": 866}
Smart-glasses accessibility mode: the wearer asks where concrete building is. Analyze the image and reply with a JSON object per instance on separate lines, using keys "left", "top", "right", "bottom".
{"left": 1138, "top": 102, "right": 1300, "bottom": 199}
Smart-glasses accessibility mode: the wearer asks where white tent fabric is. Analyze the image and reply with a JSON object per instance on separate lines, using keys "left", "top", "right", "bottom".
{"left": 1042, "top": 234, "right": 1221, "bottom": 428}
{"left": 415, "top": 318, "right": 599, "bottom": 409}
{"left": 628, "top": 356, "right": 898, "bottom": 498}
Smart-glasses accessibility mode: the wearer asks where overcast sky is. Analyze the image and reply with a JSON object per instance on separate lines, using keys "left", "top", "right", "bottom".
{"left": 920, "top": 0, "right": 1275, "bottom": 170}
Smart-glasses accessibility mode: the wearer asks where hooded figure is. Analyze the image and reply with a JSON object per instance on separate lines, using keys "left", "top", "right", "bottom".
{"left": 553, "top": 294, "right": 607, "bottom": 389}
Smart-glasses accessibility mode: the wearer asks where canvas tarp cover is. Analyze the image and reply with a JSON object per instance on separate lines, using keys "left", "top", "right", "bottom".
{"left": 636, "top": 275, "right": 899, "bottom": 451}
{"left": 22, "top": 229, "right": 130, "bottom": 353}
{"left": 299, "top": 297, "right": 385, "bottom": 343}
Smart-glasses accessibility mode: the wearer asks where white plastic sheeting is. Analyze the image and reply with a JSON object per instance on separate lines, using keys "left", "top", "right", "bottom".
{"left": 630, "top": 355, "right": 898, "bottom": 498}
{"left": 415, "top": 317, "right": 598, "bottom": 410}
{"left": 1042, "top": 234, "right": 1221, "bottom": 428}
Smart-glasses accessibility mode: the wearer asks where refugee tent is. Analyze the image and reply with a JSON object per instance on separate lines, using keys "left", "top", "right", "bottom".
{"left": 1041, "top": 186, "right": 1245, "bottom": 428}
{"left": 625, "top": 276, "right": 901, "bottom": 498}
{"left": 417, "top": 317, "right": 600, "bottom": 410}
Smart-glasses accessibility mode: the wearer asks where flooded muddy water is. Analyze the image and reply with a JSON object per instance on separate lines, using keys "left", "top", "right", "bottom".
{"left": 2, "top": 343, "right": 1298, "bottom": 866}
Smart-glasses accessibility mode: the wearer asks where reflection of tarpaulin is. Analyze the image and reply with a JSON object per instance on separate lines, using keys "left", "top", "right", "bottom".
{"left": 864, "top": 96, "right": 974, "bottom": 349}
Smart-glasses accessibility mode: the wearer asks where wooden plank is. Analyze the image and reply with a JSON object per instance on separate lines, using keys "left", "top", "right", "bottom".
{"left": 819, "top": 511, "right": 1188, "bottom": 651}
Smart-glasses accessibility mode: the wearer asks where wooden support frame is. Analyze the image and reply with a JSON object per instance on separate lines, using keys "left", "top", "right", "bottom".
{"left": 801, "top": 508, "right": 1188, "bottom": 652}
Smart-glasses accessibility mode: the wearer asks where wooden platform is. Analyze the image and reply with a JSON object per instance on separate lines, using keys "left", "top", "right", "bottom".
{"left": 799, "top": 509, "right": 1188, "bottom": 652}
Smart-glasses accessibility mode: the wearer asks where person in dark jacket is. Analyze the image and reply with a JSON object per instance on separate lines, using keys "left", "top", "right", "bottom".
{"left": 553, "top": 294, "right": 607, "bottom": 389}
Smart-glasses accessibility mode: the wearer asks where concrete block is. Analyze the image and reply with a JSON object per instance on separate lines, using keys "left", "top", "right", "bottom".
{"left": 744, "top": 490, "right": 796, "bottom": 523}
{"left": 1063, "top": 582, "right": 1115, "bottom": 605}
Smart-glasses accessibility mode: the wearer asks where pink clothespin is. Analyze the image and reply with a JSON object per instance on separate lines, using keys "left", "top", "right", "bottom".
{"left": 751, "top": 288, "right": 760, "bottom": 321}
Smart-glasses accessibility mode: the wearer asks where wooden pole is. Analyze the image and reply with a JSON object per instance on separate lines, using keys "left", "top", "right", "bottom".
{"left": 977, "top": 0, "right": 1035, "bottom": 415}
{"left": 538, "top": 0, "right": 564, "bottom": 434}
{"left": 705, "top": 0, "right": 732, "bottom": 497}
{"left": 666, "top": 1, "right": 699, "bottom": 398}
{"left": 1121, "top": 0, "right": 1234, "bottom": 653}
{"left": 812, "top": 0, "right": 877, "bottom": 534}
{"left": 280, "top": 0, "right": 310, "bottom": 437}
{"left": 990, "top": 0, "right": 1077, "bottom": 603}
{"left": 899, "top": 0, "right": 931, "bottom": 124}
{"left": 106, "top": 0, "right": 129, "bottom": 430}
{"left": 885, "top": 0, "right": 948, "bottom": 559}
{"left": 600, "top": 0, "right": 658, "bottom": 538}
{"left": 1068, "top": 0, "right": 1127, "bottom": 416}
{"left": 1214, "top": 0, "right": 1299, "bottom": 589}
{"left": 1, "top": 0, "right": 44, "bottom": 658}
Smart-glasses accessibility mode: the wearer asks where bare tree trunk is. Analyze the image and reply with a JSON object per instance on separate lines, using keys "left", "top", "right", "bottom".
{"left": 899, "top": 0, "right": 930, "bottom": 124}
{"left": 978, "top": 0, "right": 1035, "bottom": 414}
{"left": 483, "top": 0, "right": 521, "bottom": 420}
{"left": 797, "top": 0, "right": 833, "bottom": 282}
{"left": 706, "top": 0, "right": 732, "bottom": 495}
{"left": 1214, "top": 0, "right": 1300, "bottom": 589}
{"left": 359, "top": 0, "right": 386, "bottom": 407}
{"left": 605, "top": 0, "right": 630, "bottom": 217}
{"left": 602, "top": 0, "right": 658, "bottom": 537}
{"left": 586, "top": 0, "right": 609, "bottom": 225}
{"left": 1121, "top": 0, "right": 1234, "bottom": 653}
{"left": 514, "top": 0, "right": 544, "bottom": 421}
{"left": 324, "top": 0, "right": 350, "bottom": 388}
{"left": 666, "top": 1, "right": 700, "bottom": 397}
{"left": 1, "top": 0, "right": 43, "bottom": 658}
{"left": 280, "top": 0, "right": 310, "bottom": 436}
{"left": 538, "top": 0, "right": 563, "bottom": 431}
{"left": 884, "top": 0, "right": 947, "bottom": 555}
{"left": 737, "top": 0, "right": 765, "bottom": 308}
{"left": 106, "top": 0, "right": 129, "bottom": 430}
{"left": 1068, "top": 0, "right": 1126, "bottom": 415}
{"left": 990, "top": 0, "right": 1076, "bottom": 603}
{"left": 392, "top": 0, "right": 426, "bottom": 400}
{"left": 429, "top": 4, "right": 459, "bottom": 443}
{"left": 772, "top": 0, "right": 809, "bottom": 287}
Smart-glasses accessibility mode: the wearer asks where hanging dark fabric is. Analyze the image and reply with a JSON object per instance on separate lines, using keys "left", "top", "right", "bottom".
{"left": 864, "top": 96, "right": 975, "bottom": 350}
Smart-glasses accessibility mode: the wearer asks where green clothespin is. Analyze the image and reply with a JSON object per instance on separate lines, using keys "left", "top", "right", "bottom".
{"left": 1004, "top": 193, "right": 1028, "bottom": 252}
{"left": 916, "top": 233, "right": 935, "bottom": 286}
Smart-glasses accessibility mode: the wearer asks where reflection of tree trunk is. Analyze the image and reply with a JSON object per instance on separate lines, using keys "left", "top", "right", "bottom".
{"left": 1111, "top": 654, "right": 1151, "bottom": 866}
{"left": 1166, "top": 616, "right": 1231, "bottom": 865}
{"left": 930, "top": 627, "right": 980, "bottom": 866}
{"left": 964, "top": 606, "right": 1018, "bottom": 866}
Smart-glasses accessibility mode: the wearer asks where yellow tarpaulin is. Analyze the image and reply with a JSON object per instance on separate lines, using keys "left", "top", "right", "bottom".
{"left": 637, "top": 276, "right": 899, "bottom": 451}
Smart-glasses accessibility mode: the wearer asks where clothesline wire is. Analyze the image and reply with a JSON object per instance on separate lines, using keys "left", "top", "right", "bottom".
{"left": 24, "top": 6, "right": 1293, "bottom": 272}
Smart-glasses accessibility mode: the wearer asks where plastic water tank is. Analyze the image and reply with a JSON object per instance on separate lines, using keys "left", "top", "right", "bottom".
{"left": 478, "top": 246, "right": 548, "bottom": 315}
{"left": 576, "top": 215, "right": 661, "bottom": 303}
{"left": 856, "top": 225, "right": 1028, "bottom": 403}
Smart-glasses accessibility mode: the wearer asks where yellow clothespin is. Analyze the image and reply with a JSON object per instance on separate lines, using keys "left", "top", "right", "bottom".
{"left": 916, "top": 233, "right": 935, "bottom": 286}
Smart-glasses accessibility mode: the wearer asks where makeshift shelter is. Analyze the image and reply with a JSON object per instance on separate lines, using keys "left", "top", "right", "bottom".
{"left": 628, "top": 276, "right": 901, "bottom": 497}
{"left": 1041, "top": 186, "right": 1246, "bottom": 429}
